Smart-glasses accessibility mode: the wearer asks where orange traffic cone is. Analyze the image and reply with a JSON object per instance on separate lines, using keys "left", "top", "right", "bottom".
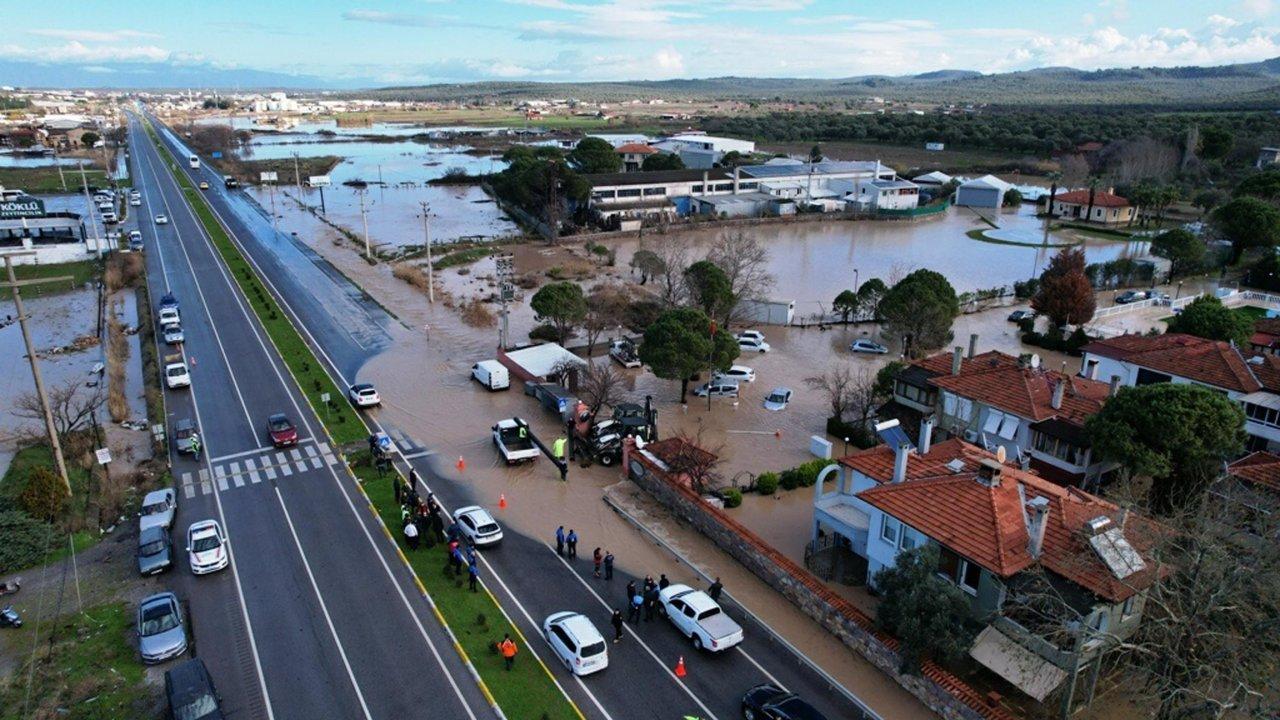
{"left": 498, "top": 493, "right": 507, "bottom": 510}
{"left": 774, "top": 429, "right": 781, "bottom": 439}
{"left": 456, "top": 456, "right": 465, "bottom": 471}
{"left": 674, "top": 656, "right": 687, "bottom": 678}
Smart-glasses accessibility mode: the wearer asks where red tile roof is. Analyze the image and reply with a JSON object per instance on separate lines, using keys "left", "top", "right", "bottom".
{"left": 1053, "top": 189, "right": 1130, "bottom": 208}
{"left": 615, "top": 142, "right": 657, "bottom": 155}
{"left": 839, "top": 438, "right": 986, "bottom": 484}
{"left": 1227, "top": 451, "right": 1280, "bottom": 493}
{"left": 1082, "top": 333, "right": 1264, "bottom": 393}
{"left": 643, "top": 437, "right": 718, "bottom": 468}
{"left": 913, "top": 349, "right": 1020, "bottom": 377}
{"left": 858, "top": 447, "right": 1165, "bottom": 602}
{"left": 929, "top": 364, "right": 1109, "bottom": 425}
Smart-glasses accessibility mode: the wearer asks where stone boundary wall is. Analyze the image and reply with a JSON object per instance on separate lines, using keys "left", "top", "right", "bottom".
{"left": 624, "top": 449, "right": 1017, "bottom": 720}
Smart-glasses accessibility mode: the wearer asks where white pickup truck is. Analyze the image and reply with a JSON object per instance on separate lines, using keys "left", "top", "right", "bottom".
{"left": 492, "top": 418, "right": 540, "bottom": 465}
{"left": 658, "top": 584, "right": 744, "bottom": 652}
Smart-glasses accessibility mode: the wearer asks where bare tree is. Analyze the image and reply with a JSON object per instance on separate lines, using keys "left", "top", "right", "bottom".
{"left": 649, "top": 235, "right": 689, "bottom": 307}
{"left": 664, "top": 423, "right": 724, "bottom": 495}
{"left": 548, "top": 357, "right": 585, "bottom": 389}
{"left": 583, "top": 284, "right": 630, "bottom": 356}
{"left": 1060, "top": 153, "right": 1091, "bottom": 186}
{"left": 13, "top": 378, "right": 105, "bottom": 448}
{"left": 577, "top": 362, "right": 626, "bottom": 416}
{"left": 804, "top": 364, "right": 877, "bottom": 426}
{"left": 1001, "top": 478, "right": 1279, "bottom": 720}
{"left": 1103, "top": 136, "right": 1181, "bottom": 184}
{"left": 707, "top": 231, "right": 775, "bottom": 324}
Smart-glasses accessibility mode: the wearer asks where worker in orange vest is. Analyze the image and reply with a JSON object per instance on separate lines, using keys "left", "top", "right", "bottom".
{"left": 497, "top": 633, "right": 518, "bottom": 670}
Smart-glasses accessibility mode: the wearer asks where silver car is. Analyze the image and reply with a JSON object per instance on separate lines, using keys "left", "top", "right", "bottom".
{"left": 763, "top": 387, "right": 793, "bottom": 411}
{"left": 137, "top": 592, "right": 187, "bottom": 664}
{"left": 137, "top": 526, "right": 173, "bottom": 575}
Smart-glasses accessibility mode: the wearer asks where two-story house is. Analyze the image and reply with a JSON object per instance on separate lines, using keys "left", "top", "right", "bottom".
{"left": 882, "top": 346, "right": 1113, "bottom": 487}
{"left": 1080, "top": 333, "right": 1280, "bottom": 452}
{"left": 813, "top": 437, "right": 1164, "bottom": 710}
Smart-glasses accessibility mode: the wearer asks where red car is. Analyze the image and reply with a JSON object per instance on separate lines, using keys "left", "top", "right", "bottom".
{"left": 266, "top": 413, "right": 298, "bottom": 447}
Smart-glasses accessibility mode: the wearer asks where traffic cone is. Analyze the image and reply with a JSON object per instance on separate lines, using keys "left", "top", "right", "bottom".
{"left": 498, "top": 493, "right": 507, "bottom": 510}
{"left": 774, "top": 429, "right": 782, "bottom": 439}
{"left": 674, "top": 656, "right": 687, "bottom": 678}
{"left": 456, "top": 456, "right": 465, "bottom": 471}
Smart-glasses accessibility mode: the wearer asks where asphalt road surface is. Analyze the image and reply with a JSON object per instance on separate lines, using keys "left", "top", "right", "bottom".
{"left": 143, "top": 112, "right": 883, "bottom": 720}
{"left": 129, "top": 114, "right": 492, "bottom": 720}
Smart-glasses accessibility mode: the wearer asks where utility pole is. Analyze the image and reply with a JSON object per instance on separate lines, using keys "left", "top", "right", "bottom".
{"left": 419, "top": 201, "right": 434, "bottom": 303}
{"left": 54, "top": 151, "right": 67, "bottom": 191}
{"left": 1, "top": 252, "right": 73, "bottom": 496}
{"left": 358, "top": 190, "right": 371, "bottom": 260}
{"left": 292, "top": 152, "right": 302, "bottom": 195}
{"left": 268, "top": 182, "right": 278, "bottom": 235}
{"left": 78, "top": 162, "right": 103, "bottom": 258}
{"left": 495, "top": 254, "right": 514, "bottom": 350}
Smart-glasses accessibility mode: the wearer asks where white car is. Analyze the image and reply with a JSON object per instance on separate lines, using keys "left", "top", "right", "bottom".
{"left": 658, "top": 584, "right": 744, "bottom": 652}
{"left": 162, "top": 323, "right": 184, "bottom": 345}
{"left": 713, "top": 365, "right": 756, "bottom": 383}
{"left": 543, "top": 612, "right": 608, "bottom": 676}
{"left": 101, "top": 211, "right": 118, "bottom": 224}
{"left": 693, "top": 380, "right": 739, "bottom": 399}
{"left": 165, "top": 362, "right": 191, "bottom": 389}
{"left": 130, "top": 196, "right": 142, "bottom": 206}
{"left": 453, "top": 505, "right": 504, "bottom": 546}
{"left": 154, "top": 214, "right": 169, "bottom": 225}
{"left": 129, "top": 230, "right": 143, "bottom": 244}
{"left": 737, "top": 336, "right": 770, "bottom": 353}
{"left": 159, "top": 308, "right": 180, "bottom": 327}
{"left": 348, "top": 383, "right": 381, "bottom": 407}
{"left": 139, "top": 488, "right": 177, "bottom": 533}
{"left": 763, "top": 387, "right": 792, "bottom": 412}
{"left": 850, "top": 339, "right": 889, "bottom": 354}
{"left": 186, "top": 519, "right": 229, "bottom": 575}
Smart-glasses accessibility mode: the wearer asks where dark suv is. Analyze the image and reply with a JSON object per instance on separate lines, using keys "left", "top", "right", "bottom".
{"left": 741, "top": 683, "right": 827, "bottom": 720}
{"left": 165, "top": 658, "right": 224, "bottom": 720}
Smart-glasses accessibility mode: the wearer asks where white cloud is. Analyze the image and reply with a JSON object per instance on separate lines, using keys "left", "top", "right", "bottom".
{"left": 999, "top": 23, "right": 1280, "bottom": 71}
{"left": 0, "top": 40, "right": 171, "bottom": 63}
{"left": 1239, "top": 0, "right": 1273, "bottom": 17}
{"left": 1207, "top": 14, "right": 1242, "bottom": 32}
{"left": 29, "top": 28, "right": 161, "bottom": 42}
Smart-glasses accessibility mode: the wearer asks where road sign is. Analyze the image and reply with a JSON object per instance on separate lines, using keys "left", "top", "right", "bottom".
{"left": 0, "top": 197, "right": 45, "bottom": 219}
{"left": 260, "top": 171, "right": 279, "bottom": 183}
{"left": 320, "top": 392, "right": 330, "bottom": 403}
{"left": 95, "top": 448, "right": 112, "bottom": 465}
{"left": 308, "top": 175, "right": 331, "bottom": 188}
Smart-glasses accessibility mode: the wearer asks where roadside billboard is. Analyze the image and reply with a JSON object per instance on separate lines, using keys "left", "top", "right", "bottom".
{"left": 259, "top": 171, "right": 279, "bottom": 183}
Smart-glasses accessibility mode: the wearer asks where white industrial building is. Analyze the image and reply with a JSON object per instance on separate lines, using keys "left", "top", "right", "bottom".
{"left": 954, "top": 175, "right": 1013, "bottom": 209}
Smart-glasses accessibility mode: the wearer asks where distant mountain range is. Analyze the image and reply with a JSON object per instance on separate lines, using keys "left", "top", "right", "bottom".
{"left": 5, "top": 57, "right": 1280, "bottom": 108}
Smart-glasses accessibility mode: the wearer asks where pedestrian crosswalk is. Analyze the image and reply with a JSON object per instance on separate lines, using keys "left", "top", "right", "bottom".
{"left": 180, "top": 441, "right": 339, "bottom": 498}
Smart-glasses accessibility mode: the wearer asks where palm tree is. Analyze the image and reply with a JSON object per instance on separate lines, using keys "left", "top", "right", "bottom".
{"left": 1084, "top": 176, "right": 1101, "bottom": 223}
{"left": 1045, "top": 170, "right": 1062, "bottom": 217}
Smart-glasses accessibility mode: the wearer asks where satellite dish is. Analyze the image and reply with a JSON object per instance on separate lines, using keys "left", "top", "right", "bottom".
{"left": 996, "top": 446, "right": 1007, "bottom": 463}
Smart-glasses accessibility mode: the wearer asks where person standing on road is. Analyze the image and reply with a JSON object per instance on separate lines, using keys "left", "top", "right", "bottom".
{"left": 592, "top": 548, "right": 603, "bottom": 578}
{"left": 611, "top": 609, "right": 624, "bottom": 643}
{"left": 409, "top": 468, "right": 420, "bottom": 494}
{"left": 566, "top": 529, "right": 578, "bottom": 558}
{"left": 708, "top": 577, "right": 724, "bottom": 602}
{"left": 497, "top": 634, "right": 517, "bottom": 670}
{"left": 555, "top": 526, "right": 565, "bottom": 556}
{"left": 625, "top": 580, "right": 636, "bottom": 606}
{"left": 603, "top": 551, "right": 614, "bottom": 580}
{"left": 393, "top": 476, "right": 403, "bottom": 504}
{"left": 468, "top": 558, "right": 479, "bottom": 592}
{"left": 404, "top": 519, "right": 420, "bottom": 551}
{"left": 659, "top": 573, "right": 670, "bottom": 590}
{"left": 644, "top": 585, "right": 659, "bottom": 621}
{"left": 628, "top": 592, "right": 643, "bottom": 623}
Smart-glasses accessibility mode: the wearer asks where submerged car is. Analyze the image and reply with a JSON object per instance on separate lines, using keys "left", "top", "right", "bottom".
{"left": 849, "top": 339, "right": 888, "bottom": 354}
{"left": 762, "top": 387, "right": 793, "bottom": 412}
{"left": 137, "top": 592, "right": 187, "bottom": 664}
{"left": 693, "top": 380, "right": 740, "bottom": 399}
{"left": 737, "top": 336, "right": 771, "bottom": 353}
{"left": 1007, "top": 309, "right": 1036, "bottom": 323}
{"left": 713, "top": 365, "right": 756, "bottom": 383}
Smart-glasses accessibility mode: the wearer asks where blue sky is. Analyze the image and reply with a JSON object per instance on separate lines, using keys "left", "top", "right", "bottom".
{"left": 3, "top": 0, "right": 1277, "bottom": 85}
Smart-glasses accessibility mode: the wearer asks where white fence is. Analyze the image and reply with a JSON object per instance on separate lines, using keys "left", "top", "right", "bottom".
{"left": 1090, "top": 287, "right": 1280, "bottom": 322}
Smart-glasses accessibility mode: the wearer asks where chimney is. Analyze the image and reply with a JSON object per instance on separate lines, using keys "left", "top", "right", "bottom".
{"left": 952, "top": 346, "right": 963, "bottom": 375}
{"left": 892, "top": 440, "right": 910, "bottom": 484}
{"left": 733, "top": 166, "right": 741, "bottom": 194}
{"left": 968, "top": 333, "right": 978, "bottom": 359}
{"left": 1109, "top": 375, "right": 1122, "bottom": 397}
{"left": 1051, "top": 379, "right": 1065, "bottom": 410}
{"left": 1086, "top": 359, "right": 1100, "bottom": 380}
{"left": 1025, "top": 496, "right": 1050, "bottom": 558}
{"left": 919, "top": 416, "right": 935, "bottom": 455}
{"left": 702, "top": 170, "right": 709, "bottom": 197}
{"left": 977, "top": 458, "right": 1003, "bottom": 487}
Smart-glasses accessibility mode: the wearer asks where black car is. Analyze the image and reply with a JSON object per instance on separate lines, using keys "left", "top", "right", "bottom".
{"left": 741, "top": 683, "right": 827, "bottom": 720}
{"left": 166, "top": 658, "right": 224, "bottom": 720}
{"left": 1007, "top": 309, "right": 1035, "bottom": 323}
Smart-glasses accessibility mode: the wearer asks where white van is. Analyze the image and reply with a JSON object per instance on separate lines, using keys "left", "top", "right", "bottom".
{"left": 471, "top": 360, "right": 509, "bottom": 391}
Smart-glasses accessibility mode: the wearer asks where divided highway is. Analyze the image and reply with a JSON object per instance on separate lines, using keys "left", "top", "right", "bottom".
{"left": 129, "top": 114, "right": 491, "bottom": 720}
{"left": 141, "top": 112, "right": 882, "bottom": 720}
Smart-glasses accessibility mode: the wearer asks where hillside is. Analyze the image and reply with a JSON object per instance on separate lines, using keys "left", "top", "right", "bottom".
{"left": 356, "top": 59, "right": 1280, "bottom": 108}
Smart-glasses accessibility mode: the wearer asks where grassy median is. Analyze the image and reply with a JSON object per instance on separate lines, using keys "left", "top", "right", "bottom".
{"left": 143, "top": 121, "right": 365, "bottom": 446}
{"left": 143, "top": 119, "right": 580, "bottom": 719}
{"left": 350, "top": 452, "right": 579, "bottom": 720}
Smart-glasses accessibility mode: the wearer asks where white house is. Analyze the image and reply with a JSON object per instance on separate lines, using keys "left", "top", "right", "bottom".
{"left": 1081, "top": 332, "right": 1280, "bottom": 452}
{"left": 954, "top": 175, "right": 1013, "bottom": 208}
{"left": 850, "top": 178, "right": 920, "bottom": 211}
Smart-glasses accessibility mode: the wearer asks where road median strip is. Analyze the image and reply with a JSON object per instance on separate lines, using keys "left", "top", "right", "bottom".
{"left": 142, "top": 119, "right": 581, "bottom": 720}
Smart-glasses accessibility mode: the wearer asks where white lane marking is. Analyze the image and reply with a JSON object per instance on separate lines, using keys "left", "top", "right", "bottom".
{"left": 230, "top": 462, "right": 244, "bottom": 488}
{"left": 184, "top": 483, "right": 195, "bottom": 500}
{"left": 152, "top": 122, "right": 481, "bottom": 720}
{"left": 400, "top": 450, "right": 437, "bottom": 461}
{"left": 264, "top": 465, "right": 278, "bottom": 481}
{"left": 271, "top": 485, "right": 375, "bottom": 719}
{"left": 207, "top": 445, "right": 274, "bottom": 464}
{"left": 246, "top": 458, "right": 262, "bottom": 484}
{"left": 279, "top": 462, "right": 293, "bottom": 477}
{"left": 544, "top": 544, "right": 721, "bottom": 720}
{"left": 290, "top": 448, "right": 303, "bottom": 462}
